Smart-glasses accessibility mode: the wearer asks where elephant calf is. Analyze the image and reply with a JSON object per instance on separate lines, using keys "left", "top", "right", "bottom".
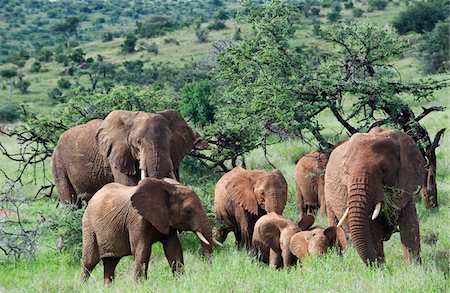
{"left": 81, "top": 178, "right": 213, "bottom": 286}
{"left": 252, "top": 212, "right": 347, "bottom": 268}
{"left": 295, "top": 150, "right": 328, "bottom": 217}
{"left": 214, "top": 167, "right": 288, "bottom": 249}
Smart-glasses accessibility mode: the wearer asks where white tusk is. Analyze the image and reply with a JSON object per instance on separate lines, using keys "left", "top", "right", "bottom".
{"left": 169, "top": 170, "right": 176, "bottom": 179}
{"left": 141, "top": 169, "right": 147, "bottom": 180}
{"left": 213, "top": 238, "right": 224, "bottom": 247}
{"left": 371, "top": 202, "right": 382, "bottom": 220}
{"left": 337, "top": 207, "right": 349, "bottom": 228}
{"left": 196, "top": 231, "right": 210, "bottom": 245}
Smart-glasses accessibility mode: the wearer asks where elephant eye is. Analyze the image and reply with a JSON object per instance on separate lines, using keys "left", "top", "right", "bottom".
{"left": 186, "top": 208, "right": 192, "bottom": 215}
{"left": 136, "top": 139, "right": 142, "bottom": 145}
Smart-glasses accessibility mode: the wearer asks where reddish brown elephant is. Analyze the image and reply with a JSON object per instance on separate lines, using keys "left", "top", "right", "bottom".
{"left": 325, "top": 128, "right": 425, "bottom": 265}
{"left": 81, "top": 178, "right": 213, "bottom": 286}
{"left": 52, "top": 109, "right": 195, "bottom": 208}
{"left": 295, "top": 150, "right": 328, "bottom": 217}
{"left": 252, "top": 212, "right": 347, "bottom": 268}
{"left": 214, "top": 167, "right": 288, "bottom": 249}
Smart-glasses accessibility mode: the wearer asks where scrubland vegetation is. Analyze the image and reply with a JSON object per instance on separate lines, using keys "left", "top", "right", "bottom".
{"left": 0, "top": 0, "right": 449, "bottom": 291}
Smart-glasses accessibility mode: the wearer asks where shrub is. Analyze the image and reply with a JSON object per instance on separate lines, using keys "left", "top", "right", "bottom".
{"left": 147, "top": 41, "right": 159, "bottom": 55}
{"left": 352, "top": 8, "right": 364, "bottom": 18}
{"left": 195, "top": 28, "right": 209, "bottom": 43}
{"left": 368, "top": 0, "right": 388, "bottom": 10}
{"left": 417, "top": 22, "right": 450, "bottom": 73}
{"left": 233, "top": 27, "right": 242, "bottom": 41}
{"left": 48, "top": 87, "right": 63, "bottom": 103}
{"left": 30, "top": 61, "right": 41, "bottom": 73}
{"left": 122, "top": 33, "right": 137, "bottom": 53}
{"left": 327, "top": 11, "right": 342, "bottom": 23}
{"left": 135, "top": 15, "right": 175, "bottom": 38}
{"left": 163, "top": 38, "right": 180, "bottom": 45}
{"left": 57, "top": 78, "right": 71, "bottom": 89}
{"left": 16, "top": 79, "right": 31, "bottom": 94}
{"left": 35, "top": 48, "right": 53, "bottom": 62}
{"left": 207, "top": 20, "right": 227, "bottom": 31}
{"left": 102, "top": 32, "right": 113, "bottom": 42}
{"left": 179, "top": 80, "right": 216, "bottom": 127}
{"left": 0, "top": 104, "right": 20, "bottom": 122}
{"left": 393, "top": 1, "right": 448, "bottom": 34}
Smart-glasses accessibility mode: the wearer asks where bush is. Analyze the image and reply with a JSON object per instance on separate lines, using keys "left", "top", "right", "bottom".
{"left": 147, "top": 41, "right": 159, "bottom": 55}
{"left": 0, "top": 104, "right": 20, "bottom": 122}
{"left": 393, "top": 1, "right": 448, "bottom": 34}
{"left": 233, "top": 28, "right": 242, "bottom": 41}
{"left": 48, "top": 87, "right": 63, "bottom": 103}
{"left": 195, "top": 28, "right": 209, "bottom": 43}
{"left": 16, "top": 79, "right": 31, "bottom": 94}
{"left": 368, "top": 0, "right": 388, "bottom": 10}
{"left": 327, "top": 11, "right": 342, "bottom": 23}
{"left": 179, "top": 80, "right": 216, "bottom": 127}
{"left": 352, "top": 8, "right": 364, "bottom": 18}
{"left": 207, "top": 20, "right": 227, "bottom": 31}
{"left": 122, "top": 33, "right": 137, "bottom": 53}
{"left": 163, "top": 38, "right": 180, "bottom": 45}
{"left": 135, "top": 15, "right": 176, "bottom": 38}
{"left": 102, "top": 32, "right": 113, "bottom": 42}
{"left": 35, "top": 48, "right": 53, "bottom": 62}
{"left": 57, "top": 78, "right": 71, "bottom": 89}
{"left": 417, "top": 22, "right": 450, "bottom": 73}
{"left": 30, "top": 61, "right": 41, "bottom": 73}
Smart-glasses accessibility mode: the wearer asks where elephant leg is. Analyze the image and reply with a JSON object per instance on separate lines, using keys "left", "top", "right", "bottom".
{"left": 326, "top": 203, "right": 338, "bottom": 227}
{"left": 269, "top": 249, "right": 283, "bottom": 269}
{"left": 162, "top": 229, "right": 184, "bottom": 275}
{"left": 81, "top": 223, "right": 100, "bottom": 282}
{"left": 298, "top": 190, "right": 305, "bottom": 218}
{"left": 398, "top": 200, "right": 421, "bottom": 264}
{"left": 318, "top": 179, "right": 327, "bottom": 216}
{"left": 174, "top": 168, "right": 180, "bottom": 181}
{"left": 102, "top": 257, "right": 121, "bottom": 286}
{"left": 55, "top": 173, "right": 80, "bottom": 208}
{"left": 133, "top": 242, "right": 152, "bottom": 280}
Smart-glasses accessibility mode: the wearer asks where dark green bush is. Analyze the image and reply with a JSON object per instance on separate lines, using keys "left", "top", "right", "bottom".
{"left": 393, "top": 1, "right": 448, "bottom": 34}
{"left": 122, "top": 33, "right": 137, "bottom": 53}
{"left": 368, "top": 0, "right": 388, "bottom": 10}
{"left": 207, "top": 20, "right": 227, "bottom": 31}
{"left": 327, "top": 11, "right": 342, "bottom": 23}
{"left": 102, "top": 32, "right": 113, "bottom": 42}
{"left": 0, "top": 103, "right": 20, "bottom": 122}
{"left": 57, "top": 78, "right": 71, "bottom": 89}
{"left": 417, "top": 21, "right": 450, "bottom": 73}
{"left": 16, "top": 79, "right": 30, "bottom": 94}
{"left": 179, "top": 80, "right": 216, "bottom": 127}
{"left": 352, "top": 8, "right": 364, "bottom": 17}
{"left": 30, "top": 61, "right": 41, "bottom": 73}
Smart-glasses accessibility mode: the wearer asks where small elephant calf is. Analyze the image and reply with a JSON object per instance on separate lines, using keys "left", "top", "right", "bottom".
{"left": 252, "top": 212, "right": 347, "bottom": 268}
{"left": 81, "top": 178, "right": 213, "bottom": 286}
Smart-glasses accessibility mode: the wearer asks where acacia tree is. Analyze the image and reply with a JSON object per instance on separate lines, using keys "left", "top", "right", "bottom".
{"left": 214, "top": 0, "right": 448, "bottom": 208}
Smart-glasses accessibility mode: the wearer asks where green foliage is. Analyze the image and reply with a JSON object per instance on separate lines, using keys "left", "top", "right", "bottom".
{"left": 57, "top": 78, "right": 71, "bottom": 90}
{"left": 122, "top": 33, "right": 137, "bottom": 53}
{"left": 0, "top": 103, "right": 20, "bottom": 122}
{"left": 368, "top": 0, "right": 388, "bottom": 10}
{"left": 417, "top": 21, "right": 450, "bottom": 73}
{"left": 207, "top": 20, "right": 227, "bottom": 31}
{"left": 327, "top": 11, "right": 342, "bottom": 23}
{"left": 352, "top": 8, "right": 364, "bottom": 18}
{"left": 393, "top": 0, "right": 448, "bottom": 34}
{"left": 16, "top": 79, "right": 30, "bottom": 94}
{"left": 35, "top": 48, "right": 53, "bottom": 62}
{"left": 146, "top": 41, "right": 159, "bottom": 55}
{"left": 195, "top": 28, "right": 209, "bottom": 43}
{"left": 135, "top": 15, "right": 176, "bottom": 38}
{"left": 102, "top": 31, "right": 113, "bottom": 42}
{"left": 215, "top": 8, "right": 229, "bottom": 20}
{"left": 30, "top": 61, "right": 41, "bottom": 73}
{"left": 68, "top": 48, "right": 85, "bottom": 64}
{"left": 0, "top": 68, "right": 17, "bottom": 79}
{"left": 179, "top": 80, "right": 216, "bottom": 127}
{"left": 42, "top": 206, "right": 84, "bottom": 262}
{"left": 233, "top": 27, "right": 242, "bottom": 41}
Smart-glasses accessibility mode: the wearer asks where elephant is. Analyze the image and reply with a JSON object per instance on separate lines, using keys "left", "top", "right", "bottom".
{"left": 324, "top": 128, "right": 425, "bottom": 265}
{"left": 252, "top": 212, "right": 347, "bottom": 268}
{"left": 295, "top": 150, "right": 328, "bottom": 217}
{"left": 81, "top": 178, "right": 213, "bottom": 286}
{"left": 214, "top": 167, "right": 288, "bottom": 249}
{"left": 52, "top": 109, "right": 195, "bottom": 208}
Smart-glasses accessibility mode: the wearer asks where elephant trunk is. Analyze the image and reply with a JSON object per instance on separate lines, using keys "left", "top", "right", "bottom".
{"left": 141, "top": 142, "right": 173, "bottom": 179}
{"left": 265, "top": 193, "right": 282, "bottom": 214}
{"left": 197, "top": 213, "right": 213, "bottom": 257}
{"left": 347, "top": 175, "right": 378, "bottom": 265}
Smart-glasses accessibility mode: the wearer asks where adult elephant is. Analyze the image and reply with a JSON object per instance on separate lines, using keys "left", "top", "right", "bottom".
{"left": 252, "top": 213, "right": 346, "bottom": 268}
{"left": 52, "top": 109, "right": 195, "bottom": 208}
{"left": 325, "top": 128, "right": 425, "bottom": 265}
{"left": 295, "top": 150, "right": 328, "bottom": 217}
{"left": 214, "top": 167, "right": 288, "bottom": 249}
{"left": 81, "top": 178, "right": 213, "bottom": 286}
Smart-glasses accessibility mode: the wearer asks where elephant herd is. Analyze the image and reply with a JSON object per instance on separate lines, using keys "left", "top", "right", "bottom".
{"left": 51, "top": 109, "right": 425, "bottom": 286}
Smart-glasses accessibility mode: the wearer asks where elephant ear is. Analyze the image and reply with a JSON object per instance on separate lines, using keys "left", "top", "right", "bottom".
{"left": 255, "top": 213, "right": 290, "bottom": 253}
{"left": 290, "top": 233, "right": 309, "bottom": 259}
{"left": 97, "top": 110, "right": 137, "bottom": 175}
{"left": 324, "top": 226, "right": 348, "bottom": 252}
{"left": 131, "top": 178, "right": 176, "bottom": 235}
{"left": 225, "top": 173, "right": 258, "bottom": 215}
{"left": 298, "top": 215, "right": 315, "bottom": 231}
{"left": 158, "top": 110, "right": 195, "bottom": 170}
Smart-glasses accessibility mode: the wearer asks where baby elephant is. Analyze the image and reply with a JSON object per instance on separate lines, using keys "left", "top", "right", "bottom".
{"left": 252, "top": 212, "right": 347, "bottom": 268}
{"left": 81, "top": 178, "right": 213, "bottom": 286}
{"left": 295, "top": 150, "right": 328, "bottom": 217}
